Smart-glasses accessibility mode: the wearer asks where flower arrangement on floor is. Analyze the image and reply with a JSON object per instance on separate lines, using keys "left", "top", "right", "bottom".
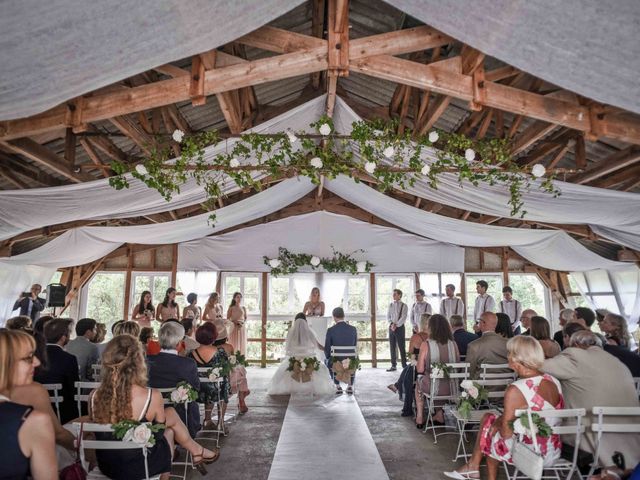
{"left": 510, "top": 411, "right": 553, "bottom": 438}
{"left": 431, "top": 361, "right": 452, "bottom": 379}
{"left": 457, "top": 379, "right": 489, "bottom": 419}
{"left": 112, "top": 420, "right": 166, "bottom": 447}
{"left": 287, "top": 356, "right": 321, "bottom": 383}
{"left": 229, "top": 351, "right": 249, "bottom": 369}
{"left": 331, "top": 357, "right": 360, "bottom": 384}
{"left": 170, "top": 381, "right": 198, "bottom": 404}
{"left": 264, "top": 246, "right": 373, "bottom": 276}
{"left": 108, "top": 115, "right": 563, "bottom": 224}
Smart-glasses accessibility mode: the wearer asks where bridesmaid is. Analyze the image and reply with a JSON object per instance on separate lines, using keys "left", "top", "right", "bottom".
{"left": 156, "top": 287, "right": 180, "bottom": 322}
{"left": 182, "top": 293, "right": 201, "bottom": 324}
{"left": 202, "top": 293, "right": 224, "bottom": 322}
{"left": 303, "top": 287, "right": 325, "bottom": 317}
{"left": 131, "top": 290, "right": 154, "bottom": 327}
{"left": 226, "top": 292, "right": 247, "bottom": 355}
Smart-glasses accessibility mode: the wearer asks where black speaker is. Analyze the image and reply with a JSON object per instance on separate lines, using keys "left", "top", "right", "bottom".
{"left": 46, "top": 283, "right": 67, "bottom": 307}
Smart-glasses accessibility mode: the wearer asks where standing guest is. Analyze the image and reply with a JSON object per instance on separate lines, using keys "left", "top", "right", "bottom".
{"left": 156, "top": 287, "right": 180, "bottom": 323}
{"left": 182, "top": 293, "right": 201, "bottom": 323}
{"left": 440, "top": 284, "right": 465, "bottom": 319}
{"left": 599, "top": 312, "right": 633, "bottom": 349}
{"left": 466, "top": 312, "right": 509, "bottom": 379}
{"left": 553, "top": 308, "right": 576, "bottom": 349}
{"left": 202, "top": 292, "right": 224, "bottom": 322}
{"left": 530, "top": 316, "right": 561, "bottom": 358}
{"left": 212, "top": 319, "right": 250, "bottom": 414}
{"left": 180, "top": 318, "right": 200, "bottom": 355}
{"left": 147, "top": 322, "right": 201, "bottom": 438}
{"left": 5, "top": 315, "right": 32, "bottom": 331}
{"left": 0, "top": 330, "right": 57, "bottom": 480}
{"left": 473, "top": 280, "right": 496, "bottom": 331}
{"left": 519, "top": 308, "right": 538, "bottom": 335}
{"left": 450, "top": 314, "right": 479, "bottom": 358}
{"left": 498, "top": 286, "right": 522, "bottom": 335}
{"left": 227, "top": 292, "right": 247, "bottom": 355}
{"left": 387, "top": 289, "right": 408, "bottom": 372}
{"left": 495, "top": 313, "right": 514, "bottom": 339}
{"left": 414, "top": 314, "right": 460, "bottom": 428}
{"left": 33, "top": 318, "right": 79, "bottom": 424}
{"left": 324, "top": 307, "right": 358, "bottom": 395}
{"left": 139, "top": 326, "right": 161, "bottom": 355}
{"left": 12, "top": 284, "right": 46, "bottom": 323}
{"left": 574, "top": 306, "right": 596, "bottom": 329}
{"left": 65, "top": 317, "right": 99, "bottom": 380}
{"left": 410, "top": 289, "right": 432, "bottom": 334}
{"left": 113, "top": 320, "right": 141, "bottom": 338}
{"left": 131, "top": 290, "right": 154, "bottom": 327}
{"left": 303, "top": 287, "right": 325, "bottom": 317}
{"left": 92, "top": 322, "right": 108, "bottom": 357}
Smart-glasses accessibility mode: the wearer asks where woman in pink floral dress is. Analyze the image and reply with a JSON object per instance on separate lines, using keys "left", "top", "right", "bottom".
{"left": 445, "top": 336, "right": 564, "bottom": 480}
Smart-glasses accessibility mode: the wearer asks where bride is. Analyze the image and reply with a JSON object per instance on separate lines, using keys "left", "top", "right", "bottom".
{"left": 268, "top": 313, "right": 335, "bottom": 396}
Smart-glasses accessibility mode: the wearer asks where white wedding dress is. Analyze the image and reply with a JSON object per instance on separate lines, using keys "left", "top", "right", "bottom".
{"left": 268, "top": 318, "right": 335, "bottom": 396}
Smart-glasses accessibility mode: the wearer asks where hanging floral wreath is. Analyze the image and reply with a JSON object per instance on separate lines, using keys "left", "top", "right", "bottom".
{"left": 263, "top": 247, "right": 373, "bottom": 276}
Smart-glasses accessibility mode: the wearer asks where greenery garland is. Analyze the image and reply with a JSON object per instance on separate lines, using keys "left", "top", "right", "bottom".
{"left": 263, "top": 247, "right": 373, "bottom": 276}
{"left": 108, "top": 115, "right": 561, "bottom": 223}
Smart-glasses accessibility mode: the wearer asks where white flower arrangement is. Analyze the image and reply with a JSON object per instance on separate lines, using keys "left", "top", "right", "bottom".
{"left": 135, "top": 164, "right": 148, "bottom": 176}
{"left": 421, "top": 164, "right": 431, "bottom": 175}
{"left": 432, "top": 366, "right": 444, "bottom": 378}
{"left": 341, "top": 358, "right": 351, "bottom": 369}
{"left": 268, "top": 258, "right": 281, "bottom": 268}
{"left": 309, "top": 157, "right": 323, "bottom": 169}
{"left": 170, "top": 385, "right": 190, "bottom": 404}
{"left": 531, "top": 163, "right": 546, "bottom": 178}
{"left": 319, "top": 123, "right": 332, "bottom": 136}
{"left": 383, "top": 146, "right": 395, "bottom": 159}
{"left": 123, "top": 423, "right": 154, "bottom": 447}
{"left": 457, "top": 380, "right": 488, "bottom": 418}
{"left": 229, "top": 157, "right": 240, "bottom": 168}
{"left": 208, "top": 367, "right": 221, "bottom": 382}
{"left": 465, "top": 148, "right": 476, "bottom": 162}
{"left": 286, "top": 129, "right": 298, "bottom": 144}
{"left": 428, "top": 131, "right": 439, "bottom": 143}
{"left": 460, "top": 379, "right": 474, "bottom": 389}
{"left": 364, "top": 161, "right": 377, "bottom": 174}
{"left": 310, "top": 256, "right": 321, "bottom": 267}
{"left": 372, "top": 129, "right": 383, "bottom": 137}
{"left": 466, "top": 385, "right": 479, "bottom": 399}
{"left": 299, "top": 360, "right": 307, "bottom": 372}
{"left": 172, "top": 129, "right": 185, "bottom": 143}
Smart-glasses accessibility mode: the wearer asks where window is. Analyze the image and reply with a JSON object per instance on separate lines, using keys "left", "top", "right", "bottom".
{"left": 465, "top": 274, "right": 503, "bottom": 322}
{"left": 418, "top": 273, "right": 463, "bottom": 314}
{"left": 82, "top": 272, "right": 125, "bottom": 332}
{"left": 508, "top": 274, "right": 549, "bottom": 319}
{"left": 268, "top": 274, "right": 315, "bottom": 315}
{"left": 222, "top": 273, "right": 260, "bottom": 314}
{"left": 569, "top": 272, "right": 623, "bottom": 315}
{"left": 175, "top": 271, "right": 217, "bottom": 310}
{"left": 376, "top": 275, "right": 413, "bottom": 314}
{"left": 130, "top": 273, "right": 170, "bottom": 316}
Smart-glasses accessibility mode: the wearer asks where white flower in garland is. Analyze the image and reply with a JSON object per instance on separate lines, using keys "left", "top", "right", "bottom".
{"left": 467, "top": 386, "right": 479, "bottom": 399}
{"left": 319, "top": 123, "right": 332, "bottom": 136}
{"left": 432, "top": 366, "right": 443, "bottom": 378}
{"left": 286, "top": 129, "right": 298, "bottom": 144}
{"left": 310, "top": 256, "right": 321, "bottom": 267}
{"left": 373, "top": 129, "right": 383, "bottom": 137}
{"left": 465, "top": 148, "right": 476, "bottom": 162}
{"left": 356, "top": 261, "right": 367, "bottom": 273}
{"left": 135, "top": 164, "right": 148, "bottom": 176}
{"left": 531, "top": 164, "right": 546, "bottom": 178}
{"left": 229, "top": 158, "right": 240, "bottom": 168}
{"left": 364, "top": 161, "right": 377, "bottom": 174}
{"left": 172, "top": 129, "right": 185, "bottom": 143}
{"left": 428, "top": 131, "right": 439, "bottom": 143}
{"left": 268, "top": 258, "right": 281, "bottom": 269}
{"left": 309, "top": 157, "right": 323, "bottom": 169}
{"left": 383, "top": 146, "right": 395, "bottom": 159}
{"left": 421, "top": 164, "right": 431, "bottom": 175}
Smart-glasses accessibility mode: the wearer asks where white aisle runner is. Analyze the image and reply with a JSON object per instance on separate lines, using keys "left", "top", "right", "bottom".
{"left": 267, "top": 393, "right": 390, "bottom": 480}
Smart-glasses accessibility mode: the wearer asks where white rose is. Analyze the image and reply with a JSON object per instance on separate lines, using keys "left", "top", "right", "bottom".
{"left": 310, "top": 256, "right": 321, "bottom": 267}
{"left": 531, "top": 163, "right": 546, "bottom": 178}
{"left": 319, "top": 123, "right": 332, "bottom": 136}
{"left": 432, "top": 367, "right": 443, "bottom": 378}
{"left": 383, "top": 146, "right": 395, "bottom": 159}
{"left": 373, "top": 129, "right": 383, "bottom": 137}
{"left": 364, "top": 161, "right": 377, "bottom": 174}
{"left": 428, "top": 131, "right": 439, "bottom": 143}
{"left": 421, "top": 164, "right": 431, "bottom": 175}
{"left": 299, "top": 361, "right": 307, "bottom": 371}
{"left": 286, "top": 129, "right": 298, "bottom": 144}
{"left": 172, "top": 129, "right": 185, "bottom": 143}
{"left": 229, "top": 158, "right": 240, "bottom": 168}
{"left": 467, "top": 386, "right": 479, "bottom": 399}
{"left": 170, "top": 389, "right": 184, "bottom": 404}
{"left": 512, "top": 418, "right": 527, "bottom": 436}
{"left": 460, "top": 380, "right": 474, "bottom": 390}
{"left": 135, "top": 164, "right": 148, "bottom": 176}
{"left": 465, "top": 148, "right": 476, "bottom": 162}
{"left": 356, "top": 261, "right": 367, "bottom": 273}
{"left": 229, "top": 355, "right": 237, "bottom": 365}
{"left": 131, "top": 424, "right": 152, "bottom": 445}
{"left": 269, "top": 258, "right": 281, "bottom": 268}
{"left": 342, "top": 359, "right": 351, "bottom": 369}
{"left": 309, "top": 157, "right": 323, "bottom": 169}
{"left": 460, "top": 391, "right": 468, "bottom": 399}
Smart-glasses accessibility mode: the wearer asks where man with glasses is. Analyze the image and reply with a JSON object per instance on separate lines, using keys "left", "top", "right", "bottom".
{"left": 12, "top": 284, "right": 45, "bottom": 323}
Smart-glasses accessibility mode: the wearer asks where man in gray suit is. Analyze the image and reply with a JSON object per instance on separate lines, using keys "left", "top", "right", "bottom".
{"left": 466, "top": 312, "right": 508, "bottom": 379}
{"left": 65, "top": 317, "right": 100, "bottom": 380}
{"left": 324, "top": 307, "right": 358, "bottom": 395}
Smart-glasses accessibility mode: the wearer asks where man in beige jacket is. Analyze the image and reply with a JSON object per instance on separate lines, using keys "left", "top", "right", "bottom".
{"left": 466, "top": 312, "right": 509, "bottom": 379}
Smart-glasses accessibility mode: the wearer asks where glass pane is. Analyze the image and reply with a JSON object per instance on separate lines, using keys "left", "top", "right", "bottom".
{"left": 585, "top": 271, "right": 612, "bottom": 293}
{"left": 133, "top": 275, "right": 151, "bottom": 314}
{"left": 590, "top": 294, "right": 620, "bottom": 314}
{"left": 376, "top": 277, "right": 393, "bottom": 294}
{"left": 292, "top": 275, "right": 315, "bottom": 312}
{"left": 324, "top": 277, "right": 347, "bottom": 311}
{"left": 246, "top": 341, "right": 261, "bottom": 362}
{"left": 266, "top": 320, "right": 290, "bottom": 339}
{"left": 509, "top": 274, "right": 546, "bottom": 318}
{"left": 357, "top": 340, "right": 372, "bottom": 360}
{"left": 86, "top": 273, "right": 125, "bottom": 334}
{"left": 246, "top": 319, "right": 262, "bottom": 339}
{"left": 269, "top": 277, "right": 291, "bottom": 314}
{"left": 376, "top": 340, "right": 391, "bottom": 365}
{"left": 347, "top": 277, "right": 368, "bottom": 313}
{"left": 395, "top": 277, "right": 412, "bottom": 297}
{"left": 244, "top": 295, "right": 260, "bottom": 314}
{"left": 49, "top": 271, "right": 63, "bottom": 284}
{"left": 224, "top": 276, "right": 241, "bottom": 307}
{"left": 568, "top": 273, "right": 587, "bottom": 293}
{"left": 465, "top": 275, "right": 502, "bottom": 319}
{"left": 375, "top": 319, "right": 389, "bottom": 338}
{"left": 153, "top": 275, "right": 170, "bottom": 308}
{"left": 244, "top": 276, "right": 259, "bottom": 296}
{"left": 419, "top": 273, "right": 439, "bottom": 297}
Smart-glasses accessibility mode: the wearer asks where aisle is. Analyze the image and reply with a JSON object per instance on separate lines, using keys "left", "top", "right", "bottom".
{"left": 267, "top": 393, "right": 390, "bottom": 480}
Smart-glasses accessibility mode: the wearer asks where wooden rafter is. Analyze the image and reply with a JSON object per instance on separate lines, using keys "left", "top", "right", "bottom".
{"left": 569, "top": 146, "right": 640, "bottom": 185}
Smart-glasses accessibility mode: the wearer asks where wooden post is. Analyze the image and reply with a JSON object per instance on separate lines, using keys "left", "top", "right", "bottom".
{"left": 123, "top": 245, "right": 133, "bottom": 320}
{"left": 460, "top": 273, "right": 467, "bottom": 323}
{"left": 170, "top": 244, "right": 178, "bottom": 288}
{"left": 215, "top": 271, "right": 222, "bottom": 296}
{"left": 502, "top": 248, "right": 510, "bottom": 286}
{"left": 369, "top": 272, "right": 377, "bottom": 368}
{"left": 414, "top": 272, "right": 420, "bottom": 290}
{"left": 261, "top": 272, "right": 268, "bottom": 368}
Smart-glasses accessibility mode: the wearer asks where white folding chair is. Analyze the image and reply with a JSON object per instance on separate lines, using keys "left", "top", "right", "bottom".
{"left": 479, "top": 363, "right": 516, "bottom": 381}
{"left": 330, "top": 346, "right": 358, "bottom": 393}
{"left": 588, "top": 406, "right": 640, "bottom": 477}
{"left": 633, "top": 377, "right": 640, "bottom": 398}
{"left": 474, "top": 378, "right": 514, "bottom": 407}
{"left": 43, "top": 383, "right": 63, "bottom": 421}
{"left": 74, "top": 381, "right": 101, "bottom": 414}
{"left": 74, "top": 422, "right": 161, "bottom": 480}
{"left": 91, "top": 364, "right": 102, "bottom": 381}
{"left": 196, "top": 368, "right": 226, "bottom": 446}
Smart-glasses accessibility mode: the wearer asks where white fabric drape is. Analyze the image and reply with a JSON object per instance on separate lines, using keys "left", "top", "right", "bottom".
{"left": 0, "top": 264, "right": 55, "bottom": 324}
{"left": 177, "top": 211, "right": 465, "bottom": 272}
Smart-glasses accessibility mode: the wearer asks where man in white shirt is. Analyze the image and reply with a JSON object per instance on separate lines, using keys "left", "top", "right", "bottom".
{"left": 473, "top": 280, "right": 496, "bottom": 331}
{"left": 410, "top": 289, "right": 432, "bottom": 333}
{"left": 498, "top": 286, "right": 523, "bottom": 335}
{"left": 440, "top": 284, "right": 465, "bottom": 319}
{"left": 387, "top": 289, "right": 408, "bottom": 372}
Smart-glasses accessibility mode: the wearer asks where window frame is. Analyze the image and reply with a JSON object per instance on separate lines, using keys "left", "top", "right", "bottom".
{"left": 221, "top": 272, "right": 262, "bottom": 317}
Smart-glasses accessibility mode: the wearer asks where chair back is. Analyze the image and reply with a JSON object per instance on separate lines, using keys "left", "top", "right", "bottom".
{"left": 633, "top": 377, "right": 640, "bottom": 398}
{"left": 588, "top": 406, "right": 640, "bottom": 476}
{"left": 74, "top": 381, "right": 101, "bottom": 414}
{"left": 428, "top": 362, "right": 470, "bottom": 403}
{"left": 330, "top": 346, "right": 357, "bottom": 358}
{"left": 43, "top": 383, "right": 63, "bottom": 420}
{"left": 90, "top": 364, "right": 102, "bottom": 381}
{"left": 474, "top": 378, "right": 513, "bottom": 400}
{"left": 479, "top": 363, "right": 516, "bottom": 380}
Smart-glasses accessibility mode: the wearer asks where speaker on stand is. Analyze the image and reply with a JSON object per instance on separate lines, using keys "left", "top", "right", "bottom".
{"left": 46, "top": 283, "right": 67, "bottom": 312}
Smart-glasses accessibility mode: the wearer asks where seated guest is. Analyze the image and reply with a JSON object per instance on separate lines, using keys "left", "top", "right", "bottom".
{"left": 113, "top": 320, "right": 141, "bottom": 338}
{"left": 147, "top": 322, "right": 200, "bottom": 438}
{"left": 90, "top": 335, "right": 218, "bottom": 480}
{"left": 495, "top": 313, "right": 514, "bottom": 338}
{"left": 445, "top": 336, "right": 564, "bottom": 480}
{"left": 466, "top": 312, "right": 509, "bottom": 379}
{"left": 603, "top": 339, "right": 640, "bottom": 377}
{"left": 553, "top": 308, "right": 576, "bottom": 349}
{"left": 92, "top": 322, "right": 108, "bottom": 357}
{"left": 181, "top": 318, "right": 200, "bottom": 355}
{"left": 450, "top": 314, "right": 478, "bottom": 358}
{"left": 5, "top": 316, "right": 48, "bottom": 375}
{"left": 212, "top": 319, "right": 250, "bottom": 414}
{"left": 599, "top": 312, "right": 633, "bottom": 349}
{"left": 5, "top": 315, "right": 33, "bottom": 331}
{"left": 65, "top": 318, "right": 99, "bottom": 380}
{"left": 0, "top": 330, "right": 58, "bottom": 480}
{"left": 34, "top": 318, "right": 79, "bottom": 424}
{"left": 414, "top": 314, "right": 460, "bottom": 428}
{"left": 189, "top": 322, "right": 231, "bottom": 430}
{"left": 110, "top": 319, "right": 124, "bottom": 335}
{"left": 574, "top": 306, "right": 596, "bottom": 330}
{"left": 140, "top": 326, "right": 161, "bottom": 355}
{"left": 530, "top": 316, "right": 561, "bottom": 358}
{"left": 542, "top": 330, "right": 640, "bottom": 466}
{"left": 388, "top": 313, "right": 431, "bottom": 417}
{"left": 519, "top": 308, "right": 537, "bottom": 335}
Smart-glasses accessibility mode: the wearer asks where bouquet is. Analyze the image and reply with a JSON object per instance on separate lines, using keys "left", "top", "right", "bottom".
{"left": 510, "top": 411, "right": 553, "bottom": 438}
{"left": 229, "top": 350, "right": 249, "bottom": 369}
{"left": 170, "top": 381, "right": 198, "bottom": 404}
{"left": 287, "top": 356, "right": 320, "bottom": 382}
{"left": 457, "top": 380, "right": 488, "bottom": 419}
{"left": 112, "top": 420, "right": 165, "bottom": 447}
{"left": 331, "top": 357, "right": 360, "bottom": 384}
{"left": 430, "top": 361, "right": 452, "bottom": 378}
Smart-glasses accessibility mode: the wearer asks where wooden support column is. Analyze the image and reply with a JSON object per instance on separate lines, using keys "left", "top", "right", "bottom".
{"left": 123, "top": 245, "right": 133, "bottom": 320}
{"left": 215, "top": 272, "right": 222, "bottom": 296}
{"left": 370, "top": 272, "right": 377, "bottom": 368}
{"left": 502, "top": 248, "right": 510, "bottom": 286}
{"left": 460, "top": 273, "right": 467, "bottom": 323}
{"left": 170, "top": 244, "right": 178, "bottom": 288}
{"left": 261, "top": 272, "right": 268, "bottom": 368}
{"left": 310, "top": 0, "right": 326, "bottom": 89}
{"left": 326, "top": 0, "right": 349, "bottom": 116}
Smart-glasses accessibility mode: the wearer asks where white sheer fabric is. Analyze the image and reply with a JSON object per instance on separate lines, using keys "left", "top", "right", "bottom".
{"left": 0, "top": 264, "right": 55, "bottom": 323}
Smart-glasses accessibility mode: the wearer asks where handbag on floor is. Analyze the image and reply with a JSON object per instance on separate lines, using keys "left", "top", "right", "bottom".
{"left": 59, "top": 423, "right": 87, "bottom": 480}
{"left": 511, "top": 409, "right": 544, "bottom": 480}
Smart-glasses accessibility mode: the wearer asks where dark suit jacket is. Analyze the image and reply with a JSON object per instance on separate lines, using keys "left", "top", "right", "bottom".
{"left": 34, "top": 344, "right": 79, "bottom": 424}
{"left": 553, "top": 330, "right": 564, "bottom": 349}
{"left": 12, "top": 296, "right": 45, "bottom": 322}
{"left": 324, "top": 321, "right": 358, "bottom": 360}
{"left": 147, "top": 352, "right": 201, "bottom": 437}
{"left": 604, "top": 344, "right": 640, "bottom": 377}
{"left": 453, "top": 328, "right": 479, "bottom": 357}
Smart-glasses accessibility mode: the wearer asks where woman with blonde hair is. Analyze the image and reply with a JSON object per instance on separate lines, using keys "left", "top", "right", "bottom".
{"left": 0, "top": 329, "right": 57, "bottom": 480}
{"left": 600, "top": 313, "right": 632, "bottom": 349}
{"left": 112, "top": 320, "right": 141, "bottom": 338}
{"left": 202, "top": 292, "right": 223, "bottom": 322}
{"left": 303, "top": 287, "right": 325, "bottom": 317}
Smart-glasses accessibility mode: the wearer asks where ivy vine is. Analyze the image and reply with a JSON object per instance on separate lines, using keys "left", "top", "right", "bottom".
{"left": 264, "top": 247, "right": 373, "bottom": 276}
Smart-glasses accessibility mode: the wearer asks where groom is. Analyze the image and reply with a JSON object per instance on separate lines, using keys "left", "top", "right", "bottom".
{"left": 324, "top": 307, "right": 358, "bottom": 395}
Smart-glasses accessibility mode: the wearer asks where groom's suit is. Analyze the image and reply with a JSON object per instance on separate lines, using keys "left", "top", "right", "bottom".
{"left": 324, "top": 320, "right": 358, "bottom": 385}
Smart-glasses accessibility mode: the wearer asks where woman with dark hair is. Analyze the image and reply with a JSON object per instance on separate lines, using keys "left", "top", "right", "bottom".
{"left": 530, "top": 316, "right": 561, "bottom": 358}
{"left": 139, "top": 327, "right": 161, "bottom": 355}
{"left": 495, "top": 313, "right": 514, "bottom": 339}
{"left": 414, "top": 314, "right": 460, "bottom": 429}
{"left": 132, "top": 290, "right": 154, "bottom": 327}
{"left": 182, "top": 293, "right": 201, "bottom": 323}
{"left": 227, "top": 292, "right": 247, "bottom": 355}
{"left": 156, "top": 287, "right": 180, "bottom": 323}
{"left": 202, "top": 292, "right": 223, "bottom": 322}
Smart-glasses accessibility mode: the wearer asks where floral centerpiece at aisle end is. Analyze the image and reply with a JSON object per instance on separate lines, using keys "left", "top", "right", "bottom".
{"left": 331, "top": 357, "right": 361, "bottom": 384}
{"left": 287, "top": 356, "right": 321, "bottom": 383}
{"left": 112, "top": 420, "right": 165, "bottom": 447}
{"left": 457, "top": 379, "right": 489, "bottom": 419}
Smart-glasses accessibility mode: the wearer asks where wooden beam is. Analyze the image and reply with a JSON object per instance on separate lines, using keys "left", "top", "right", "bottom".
{"left": 574, "top": 133, "right": 586, "bottom": 169}
{"left": 0, "top": 153, "right": 64, "bottom": 187}
{"left": 510, "top": 121, "right": 558, "bottom": 155}
{"left": 86, "top": 131, "right": 131, "bottom": 163}
{"left": 64, "top": 128, "right": 76, "bottom": 168}
{"left": 327, "top": 0, "right": 349, "bottom": 75}
{"left": 570, "top": 146, "right": 640, "bottom": 184}
{"left": 261, "top": 272, "right": 268, "bottom": 368}
{"left": 350, "top": 26, "right": 452, "bottom": 60}
{"left": 109, "top": 115, "right": 156, "bottom": 155}
{"left": 546, "top": 139, "right": 571, "bottom": 169}
{"left": 190, "top": 55, "right": 206, "bottom": 106}
{"left": 79, "top": 138, "right": 110, "bottom": 178}
{"left": 326, "top": 71, "right": 339, "bottom": 117}
{"left": 0, "top": 167, "right": 29, "bottom": 189}
{"left": 310, "top": 0, "right": 326, "bottom": 89}
{"left": 590, "top": 164, "right": 640, "bottom": 189}
{"left": 369, "top": 272, "right": 377, "bottom": 368}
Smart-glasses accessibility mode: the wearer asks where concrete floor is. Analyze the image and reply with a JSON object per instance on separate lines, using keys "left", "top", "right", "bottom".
{"left": 187, "top": 367, "right": 471, "bottom": 480}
